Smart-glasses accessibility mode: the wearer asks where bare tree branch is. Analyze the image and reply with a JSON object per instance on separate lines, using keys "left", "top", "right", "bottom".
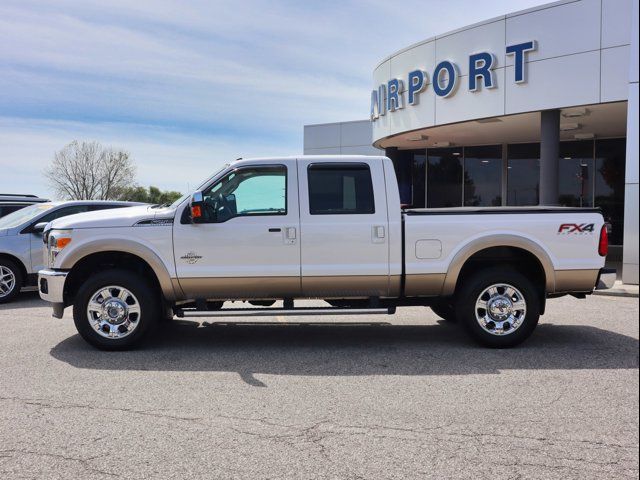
{"left": 45, "top": 141, "right": 136, "bottom": 200}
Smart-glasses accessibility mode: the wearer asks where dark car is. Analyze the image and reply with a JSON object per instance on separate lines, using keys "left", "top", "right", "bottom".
{"left": 0, "top": 194, "right": 49, "bottom": 219}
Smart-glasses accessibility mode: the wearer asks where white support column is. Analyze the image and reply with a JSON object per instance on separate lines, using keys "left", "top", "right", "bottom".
{"left": 623, "top": 0, "right": 639, "bottom": 285}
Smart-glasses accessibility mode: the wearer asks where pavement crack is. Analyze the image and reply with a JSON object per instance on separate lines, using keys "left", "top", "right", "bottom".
{"left": 0, "top": 448, "right": 120, "bottom": 478}
{"left": 0, "top": 396, "right": 202, "bottom": 423}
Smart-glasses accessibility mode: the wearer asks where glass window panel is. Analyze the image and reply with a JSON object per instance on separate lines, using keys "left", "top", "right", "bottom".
{"left": 391, "top": 149, "right": 424, "bottom": 207}
{"left": 395, "top": 151, "right": 412, "bottom": 207}
{"left": 595, "top": 138, "right": 626, "bottom": 245}
{"left": 308, "top": 163, "right": 375, "bottom": 215}
{"left": 202, "top": 166, "right": 287, "bottom": 222}
{"left": 507, "top": 143, "right": 540, "bottom": 206}
{"left": 464, "top": 145, "right": 503, "bottom": 206}
{"left": 411, "top": 153, "right": 426, "bottom": 208}
{"left": 427, "top": 147, "right": 463, "bottom": 207}
{"left": 559, "top": 141, "right": 594, "bottom": 208}
{"left": 38, "top": 205, "right": 90, "bottom": 224}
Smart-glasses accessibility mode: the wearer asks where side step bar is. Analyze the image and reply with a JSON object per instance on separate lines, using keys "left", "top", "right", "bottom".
{"left": 175, "top": 306, "right": 396, "bottom": 318}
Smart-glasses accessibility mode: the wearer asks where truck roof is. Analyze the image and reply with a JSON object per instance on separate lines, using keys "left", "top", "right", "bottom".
{"left": 232, "top": 155, "right": 387, "bottom": 163}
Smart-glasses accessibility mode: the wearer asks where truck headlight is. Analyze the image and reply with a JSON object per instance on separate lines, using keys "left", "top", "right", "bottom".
{"left": 48, "top": 229, "right": 73, "bottom": 264}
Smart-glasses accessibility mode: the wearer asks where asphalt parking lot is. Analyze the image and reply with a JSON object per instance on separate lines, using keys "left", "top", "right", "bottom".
{"left": 0, "top": 293, "right": 638, "bottom": 479}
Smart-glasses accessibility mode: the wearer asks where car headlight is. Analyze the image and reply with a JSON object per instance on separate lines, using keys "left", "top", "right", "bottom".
{"left": 48, "top": 229, "right": 73, "bottom": 265}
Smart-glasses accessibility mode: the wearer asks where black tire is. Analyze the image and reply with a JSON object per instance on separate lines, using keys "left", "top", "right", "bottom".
{"left": 0, "top": 258, "right": 23, "bottom": 304}
{"left": 73, "top": 269, "right": 159, "bottom": 350}
{"left": 430, "top": 301, "right": 457, "bottom": 322}
{"left": 455, "top": 267, "right": 540, "bottom": 348}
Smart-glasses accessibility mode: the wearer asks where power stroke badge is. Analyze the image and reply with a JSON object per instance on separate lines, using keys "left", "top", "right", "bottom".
{"left": 180, "top": 252, "right": 203, "bottom": 264}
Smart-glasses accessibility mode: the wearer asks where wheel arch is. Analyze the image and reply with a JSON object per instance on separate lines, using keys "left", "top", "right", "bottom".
{"left": 59, "top": 240, "right": 179, "bottom": 303}
{"left": 442, "top": 235, "right": 555, "bottom": 297}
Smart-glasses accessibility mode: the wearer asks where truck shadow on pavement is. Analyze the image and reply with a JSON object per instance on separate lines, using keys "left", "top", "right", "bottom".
{"left": 49, "top": 320, "right": 639, "bottom": 386}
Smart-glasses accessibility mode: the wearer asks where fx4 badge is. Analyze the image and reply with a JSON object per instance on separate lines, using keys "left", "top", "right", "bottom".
{"left": 180, "top": 252, "right": 203, "bottom": 264}
{"left": 558, "top": 223, "right": 595, "bottom": 234}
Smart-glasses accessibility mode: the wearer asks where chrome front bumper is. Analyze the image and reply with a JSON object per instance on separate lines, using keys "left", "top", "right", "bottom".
{"left": 38, "top": 269, "right": 68, "bottom": 318}
{"left": 596, "top": 268, "right": 617, "bottom": 290}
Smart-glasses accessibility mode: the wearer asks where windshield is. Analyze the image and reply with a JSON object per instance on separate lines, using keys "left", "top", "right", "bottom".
{"left": 169, "top": 163, "right": 231, "bottom": 208}
{"left": 0, "top": 203, "right": 54, "bottom": 229}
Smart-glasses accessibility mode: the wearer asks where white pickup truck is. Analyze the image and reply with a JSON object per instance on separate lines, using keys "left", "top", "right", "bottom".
{"left": 38, "top": 155, "right": 615, "bottom": 349}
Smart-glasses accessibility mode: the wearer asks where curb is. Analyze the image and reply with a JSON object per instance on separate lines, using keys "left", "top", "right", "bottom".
{"left": 593, "top": 282, "right": 639, "bottom": 298}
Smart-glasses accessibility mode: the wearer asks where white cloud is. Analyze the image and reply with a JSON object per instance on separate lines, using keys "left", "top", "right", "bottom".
{"left": 0, "top": 0, "right": 545, "bottom": 197}
{"left": 0, "top": 117, "right": 300, "bottom": 199}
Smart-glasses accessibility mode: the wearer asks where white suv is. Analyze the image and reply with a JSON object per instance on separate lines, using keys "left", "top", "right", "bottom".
{"left": 0, "top": 201, "right": 141, "bottom": 303}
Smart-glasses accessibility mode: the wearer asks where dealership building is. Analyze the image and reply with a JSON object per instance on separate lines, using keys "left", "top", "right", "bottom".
{"left": 304, "top": 0, "right": 639, "bottom": 284}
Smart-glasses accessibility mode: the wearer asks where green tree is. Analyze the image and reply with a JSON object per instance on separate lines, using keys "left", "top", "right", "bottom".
{"left": 119, "top": 185, "right": 182, "bottom": 205}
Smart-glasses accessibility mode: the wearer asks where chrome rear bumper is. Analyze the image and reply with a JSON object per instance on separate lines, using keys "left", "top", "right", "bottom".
{"left": 38, "top": 269, "right": 68, "bottom": 318}
{"left": 596, "top": 268, "right": 616, "bottom": 290}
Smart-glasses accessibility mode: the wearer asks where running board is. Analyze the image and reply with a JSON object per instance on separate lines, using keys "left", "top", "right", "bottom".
{"left": 175, "top": 306, "right": 396, "bottom": 318}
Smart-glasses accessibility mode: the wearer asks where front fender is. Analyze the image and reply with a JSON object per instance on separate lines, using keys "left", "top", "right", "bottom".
{"left": 57, "top": 237, "right": 179, "bottom": 301}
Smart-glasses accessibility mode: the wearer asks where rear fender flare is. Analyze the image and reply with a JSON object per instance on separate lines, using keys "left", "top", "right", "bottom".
{"left": 441, "top": 234, "right": 555, "bottom": 296}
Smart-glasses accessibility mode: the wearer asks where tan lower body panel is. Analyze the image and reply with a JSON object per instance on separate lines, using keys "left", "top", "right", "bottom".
{"left": 404, "top": 273, "right": 446, "bottom": 297}
{"left": 302, "top": 275, "right": 391, "bottom": 298}
{"left": 177, "top": 275, "right": 399, "bottom": 300}
{"left": 178, "top": 276, "right": 301, "bottom": 300}
{"left": 554, "top": 269, "right": 599, "bottom": 293}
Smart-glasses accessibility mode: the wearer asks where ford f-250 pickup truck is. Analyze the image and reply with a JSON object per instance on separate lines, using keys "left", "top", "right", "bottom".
{"left": 38, "top": 155, "right": 615, "bottom": 350}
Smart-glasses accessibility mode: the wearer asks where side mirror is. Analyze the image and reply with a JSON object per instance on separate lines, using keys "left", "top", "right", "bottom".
{"left": 32, "top": 222, "right": 48, "bottom": 234}
{"left": 189, "top": 191, "right": 205, "bottom": 223}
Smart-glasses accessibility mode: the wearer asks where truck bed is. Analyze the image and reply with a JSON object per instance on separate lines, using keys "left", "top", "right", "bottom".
{"left": 401, "top": 207, "right": 606, "bottom": 297}
{"left": 404, "top": 206, "right": 602, "bottom": 215}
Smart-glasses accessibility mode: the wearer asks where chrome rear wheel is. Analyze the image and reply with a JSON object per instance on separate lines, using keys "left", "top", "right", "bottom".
{"left": 475, "top": 283, "right": 527, "bottom": 336}
{"left": 456, "top": 267, "right": 540, "bottom": 348}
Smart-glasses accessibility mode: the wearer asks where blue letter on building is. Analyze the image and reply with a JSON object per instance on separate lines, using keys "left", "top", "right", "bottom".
{"left": 370, "top": 84, "right": 386, "bottom": 120}
{"left": 433, "top": 61, "right": 459, "bottom": 97}
{"left": 387, "top": 78, "right": 404, "bottom": 111}
{"left": 469, "top": 52, "right": 496, "bottom": 91}
{"left": 506, "top": 41, "right": 537, "bottom": 83}
{"left": 407, "top": 70, "right": 428, "bottom": 105}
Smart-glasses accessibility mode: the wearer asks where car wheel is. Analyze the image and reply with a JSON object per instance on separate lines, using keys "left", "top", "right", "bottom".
{"left": 455, "top": 267, "right": 540, "bottom": 348}
{"left": 430, "top": 301, "right": 457, "bottom": 322}
{"left": 73, "top": 269, "right": 159, "bottom": 350}
{"left": 0, "top": 259, "right": 23, "bottom": 304}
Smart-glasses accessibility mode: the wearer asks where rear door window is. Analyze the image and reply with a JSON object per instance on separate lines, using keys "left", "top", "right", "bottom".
{"left": 307, "top": 163, "right": 375, "bottom": 215}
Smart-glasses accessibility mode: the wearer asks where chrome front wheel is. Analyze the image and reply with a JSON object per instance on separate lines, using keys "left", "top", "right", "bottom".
{"left": 86, "top": 286, "right": 142, "bottom": 339}
{"left": 0, "top": 265, "right": 16, "bottom": 299}
{"left": 74, "top": 269, "right": 158, "bottom": 350}
{"left": 0, "top": 259, "right": 22, "bottom": 304}
{"left": 475, "top": 283, "right": 527, "bottom": 336}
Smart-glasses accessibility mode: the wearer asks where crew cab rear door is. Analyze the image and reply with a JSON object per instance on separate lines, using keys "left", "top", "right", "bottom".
{"left": 296, "top": 158, "right": 390, "bottom": 297}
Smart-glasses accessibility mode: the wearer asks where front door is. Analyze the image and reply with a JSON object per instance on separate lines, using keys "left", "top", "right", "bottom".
{"left": 173, "top": 160, "right": 301, "bottom": 299}
{"left": 296, "top": 158, "right": 390, "bottom": 297}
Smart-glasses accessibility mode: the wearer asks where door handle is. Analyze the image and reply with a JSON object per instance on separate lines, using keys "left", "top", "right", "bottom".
{"left": 372, "top": 225, "right": 385, "bottom": 244}
{"left": 283, "top": 227, "right": 297, "bottom": 245}
{"left": 268, "top": 228, "right": 282, "bottom": 232}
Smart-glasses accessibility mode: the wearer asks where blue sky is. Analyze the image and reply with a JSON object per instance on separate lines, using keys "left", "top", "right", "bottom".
{"left": 0, "top": 0, "right": 544, "bottom": 198}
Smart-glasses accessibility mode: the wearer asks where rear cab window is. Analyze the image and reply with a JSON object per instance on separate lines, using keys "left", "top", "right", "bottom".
{"left": 307, "top": 163, "right": 375, "bottom": 215}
